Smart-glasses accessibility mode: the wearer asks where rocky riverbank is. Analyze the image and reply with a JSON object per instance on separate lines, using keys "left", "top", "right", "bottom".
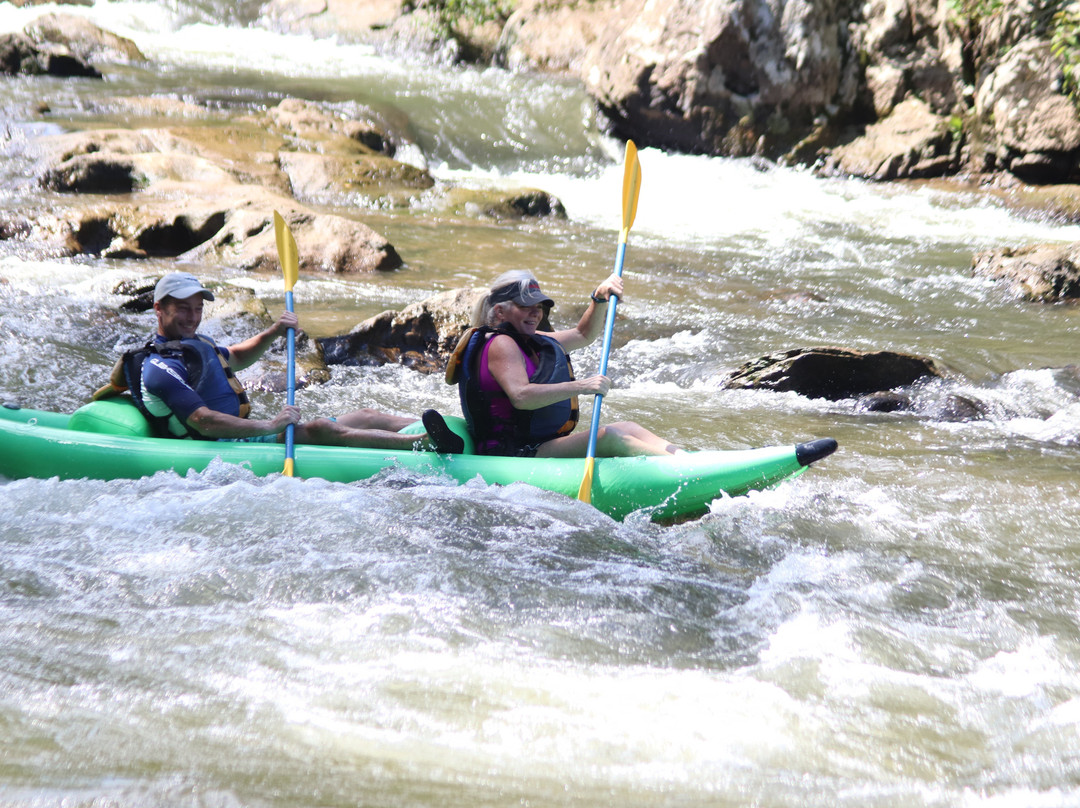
{"left": 5, "top": 1, "right": 1080, "bottom": 296}
{"left": 5, "top": 0, "right": 1080, "bottom": 414}
{"left": 264, "top": 0, "right": 1080, "bottom": 193}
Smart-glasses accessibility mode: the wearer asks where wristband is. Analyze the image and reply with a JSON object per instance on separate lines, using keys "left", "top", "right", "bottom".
{"left": 590, "top": 290, "right": 607, "bottom": 304}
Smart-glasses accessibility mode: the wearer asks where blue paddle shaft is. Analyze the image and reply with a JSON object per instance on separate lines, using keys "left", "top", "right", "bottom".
{"left": 583, "top": 239, "right": 626, "bottom": 459}
{"left": 285, "top": 289, "right": 296, "bottom": 458}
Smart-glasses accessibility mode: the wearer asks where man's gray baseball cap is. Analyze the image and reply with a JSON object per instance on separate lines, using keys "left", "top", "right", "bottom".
{"left": 154, "top": 272, "right": 215, "bottom": 303}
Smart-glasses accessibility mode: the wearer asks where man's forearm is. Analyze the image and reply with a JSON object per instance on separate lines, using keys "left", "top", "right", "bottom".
{"left": 226, "top": 326, "right": 282, "bottom": 371}
{"left": 186, "top": 406, "right": 282, "bottom": 439}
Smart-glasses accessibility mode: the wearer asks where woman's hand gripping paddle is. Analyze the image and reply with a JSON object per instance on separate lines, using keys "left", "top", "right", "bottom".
{"left": 274, "top": 211, "right": 299, "bottom": 477}
{"left": 577, "top": 141, "right": 641, "bottom": 504}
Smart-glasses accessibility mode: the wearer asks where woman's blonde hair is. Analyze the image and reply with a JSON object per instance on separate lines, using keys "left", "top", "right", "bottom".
{"left": 471, "top": 270, "right": 541, "bottom": 327}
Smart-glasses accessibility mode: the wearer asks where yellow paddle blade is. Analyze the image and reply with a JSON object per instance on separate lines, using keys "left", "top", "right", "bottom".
{"left": 283, "top": 457, "right": 295, "bottom": 478}
{"left": 620, "top": 140, "right": 642, "bottom": 239}
{"left": 577, "top": 456, "right": 595, "bottom": 504}
{"left": 273, "top": 210, "right": 299, "bottom": 292}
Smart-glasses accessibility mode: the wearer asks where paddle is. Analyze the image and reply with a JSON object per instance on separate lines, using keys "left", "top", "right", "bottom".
{"left": 577, "top": 140, "right": 642, "bottom": 504}
{"left": 273, "top": 210, "right": 299, "bottom": 477}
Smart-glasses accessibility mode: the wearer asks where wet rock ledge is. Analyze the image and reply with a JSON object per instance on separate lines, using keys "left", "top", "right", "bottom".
{"left": 1, "top": 16, "right": 567, "bottom": 275}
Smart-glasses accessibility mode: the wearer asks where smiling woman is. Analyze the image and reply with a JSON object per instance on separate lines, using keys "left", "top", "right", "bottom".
{"left": 449, "top": 269, "right": 684, "bottom": 458}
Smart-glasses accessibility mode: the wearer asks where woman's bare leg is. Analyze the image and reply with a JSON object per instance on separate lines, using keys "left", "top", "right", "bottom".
{"left": 536, "top": 421, "right": 681, "bottom": 458}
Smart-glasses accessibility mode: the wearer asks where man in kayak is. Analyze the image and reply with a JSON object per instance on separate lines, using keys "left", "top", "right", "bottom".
{"left": 129, "top": 272, "right": 463, "bottom": 452}
{"left": 447, "top": 270, "right": 682, "bottom": 457}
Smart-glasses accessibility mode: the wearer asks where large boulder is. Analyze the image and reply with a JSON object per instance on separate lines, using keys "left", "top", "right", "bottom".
{"left": 224, "top": 207, "right": 403, "bottom": 273}
{"left": 0, "top": 31, "right": 101, "bottom": 77}
{"left": 264, "top": 0, "right": 403, "bottom": 41}
{"left": 280, "top": 151, "right": 435, "bottom": 205}
{"left": 6, "top": 186, "right": 403, "bottom": 272}
{"left": 972, "top": 243, "right": 1080, "bottom": 302}
{"left": 22, "top": 13, "right": 145, "bottom": 64}
{"left": 722, "top": 345, "right": 944, "bottom": 400}
{"left": 26, "top": 123, "right": 404, "bottom": 272}
{"left": 257, "top": 0, "right": 1080, "bottom": 184}
{"left": 821, "top": 97, "right": 959, "bottom": 180}
{"left": 572, "top": 0, "right": 861, "bottom": 158}
{"left": 495, "top": 0, "right": 614, "bottom": 73}
{"left": 318, "top": 288, "right": 482, "bottom": 373}
{"left": 856, "top": 0, "right": 961, "bottom": 118}
{"left": 36, "top": 127, "right": 287, "bottom": 193}
{"left": 974, "top": 39, "right": 1080, "bottom": 183}
{"left": 263, "top": 98, "right": 401, "bottom": 157}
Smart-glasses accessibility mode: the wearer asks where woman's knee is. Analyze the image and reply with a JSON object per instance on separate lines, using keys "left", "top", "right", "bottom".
{"left": 595, "top": 423, "right": 633, "bottom": 453}
{"left": 298, "top": 417, "right": 338, "bottom": 443}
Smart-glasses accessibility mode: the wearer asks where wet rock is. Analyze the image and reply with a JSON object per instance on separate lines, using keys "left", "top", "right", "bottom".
{"left": 0, "top": 31, "right": 101, "bottom": 77}
{"left": 113, "top": 279, "right": 157, "bottom": 312}
{"left": 263, "top": 98, "right": 401, "bottom": 157}
{"left": 318, "top": 288, "right": 482, "bottom": 373}
{"left": 975, "top": 39, "right": 1080, "bottom": 184}
{"left": 821, "top": 98, "right": 959, "bottom": 181}
{"left": 436, "top": 187, "right": 567, "bottom": 220}
{"left": 23, "top": 13, "right": 145, "bottom": 64}
{"left": 938, "top": 393, "right": 988, "bottom": 421}
{"left": 265, "top": 0, "right": 403, "bottom": 41}
{"left": 25, "top": 127, "right": 404, "bottom": 272}
{"left": 855, "top": 389, "right": 987, "bottom": 420}
{"left": 280, "top": 151, "right": 434, "bottom": 204}
{"left": 856, "top": 390, "right": 913, "bottom": 412}
{"left": 722, "top": 346, "right": 945, "bottom": 400}
{"left": 971, "top": 243, "right": 1080, "bottom": 303}
{"left": 987, "top": 183, "right": 1080, "bottom": 225}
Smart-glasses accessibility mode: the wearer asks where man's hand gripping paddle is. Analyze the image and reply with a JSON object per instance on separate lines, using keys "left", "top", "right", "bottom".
{"left": 577, "top": 141, "right": 642, "bottom": 504}
{"left": 274, "top": 211, "right": 299, "bottom": 477}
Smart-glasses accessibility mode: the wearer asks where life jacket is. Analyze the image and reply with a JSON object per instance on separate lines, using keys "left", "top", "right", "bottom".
{"left": 446, "top": 324, "right": 578, "bottom": 454}
{"left": 94, "top": 335, "right": 250, "bottom": 439}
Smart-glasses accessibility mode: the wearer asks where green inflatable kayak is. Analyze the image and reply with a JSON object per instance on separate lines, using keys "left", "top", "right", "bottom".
{"left": 0, "top": 400, "right": 837, "bottom": 521}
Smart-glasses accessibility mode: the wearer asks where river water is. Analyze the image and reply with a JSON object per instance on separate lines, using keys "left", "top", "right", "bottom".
{"left": 4, "top": 3, "right": 1080, "bottom": 806}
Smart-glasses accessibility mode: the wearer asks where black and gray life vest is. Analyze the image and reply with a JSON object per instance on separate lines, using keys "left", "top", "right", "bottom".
{"left": 94, "top": 335, "right": 250, "bottom": 439}
{"left": 446, "top": 324, "right": 578, "bottom": 454}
